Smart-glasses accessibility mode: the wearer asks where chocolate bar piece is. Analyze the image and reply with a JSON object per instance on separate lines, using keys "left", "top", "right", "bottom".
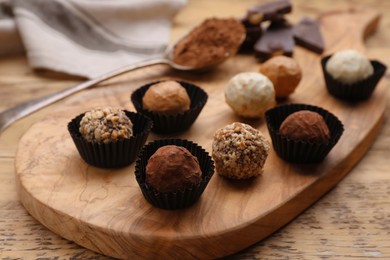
{"left": 293, "top": 17, "right": 324, "bottom": 54}
{"left": 254, "top": 20, "right": 294, "bottom": 61}
{"left": 247, "top": 0, "right": 292, "bottom": 25}
{"left": 239, "top": 18, "right": 263, "bottom": 52}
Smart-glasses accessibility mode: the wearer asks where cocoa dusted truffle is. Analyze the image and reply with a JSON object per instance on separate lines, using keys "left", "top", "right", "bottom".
{"left": 142, "top": 81, "right": 191, "bottom": 115}
{"left": 79, "top": 107, "right": 133, "bottom": 144}
{"left": 279, "top": 110, "right": 330, "bottom": 143}
{"left": 146, "top": 145, "right": 202, "bottom": 193}
{"left": 259, "top": 56, "right": 302, "bottom": 98}
{"left": 212, "top": 122, "right": 270, "bottom": 180}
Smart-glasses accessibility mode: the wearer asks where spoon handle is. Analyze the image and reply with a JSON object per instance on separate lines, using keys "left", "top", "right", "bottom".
{"left": 0, "top": 58, "right": 167, "bottom": 133}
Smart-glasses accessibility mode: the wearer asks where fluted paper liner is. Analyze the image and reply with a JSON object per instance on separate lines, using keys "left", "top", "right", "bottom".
{"left": 68, "top": 111, "right": 153, "bottom": 168}
{"left": 321, "top": 56, "right": 387, "bottom": 101}
{"left": 265, "top": 103, "right": 344, "bottom": 163}
{"left": 131, "top": 80, "right": 208, "bottom": 134}
{"left": 135, "top": 139, "right": 215, "bottom": 210}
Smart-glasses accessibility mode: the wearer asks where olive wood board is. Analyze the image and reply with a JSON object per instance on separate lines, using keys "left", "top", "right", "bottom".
{"left": 15, "top": 9, "right": 387, "bottom": 259}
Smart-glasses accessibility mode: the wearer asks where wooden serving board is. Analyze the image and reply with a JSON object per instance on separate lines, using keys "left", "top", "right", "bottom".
{"left": 15, "top": 9, "right": 387, "bottom": 259}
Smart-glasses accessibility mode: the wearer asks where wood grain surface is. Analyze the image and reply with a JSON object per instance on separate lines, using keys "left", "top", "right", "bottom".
{"left": 13, "top": 5, "right": 388, "bottom": 260}
{"left": 2, "top": 0, "right": 390, "bottom": 259}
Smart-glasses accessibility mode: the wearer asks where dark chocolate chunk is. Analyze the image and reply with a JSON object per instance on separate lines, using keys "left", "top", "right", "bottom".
{"left": 247, "top": 0, "right": 292, "bottom": 25}
{"left": 239, "top": 18, "right": 263, "bottom": 52}
{"left": 293, "top": 17, "right": 324, "bottom": 54}
{"left": 254, "top": 20, "right": 294, "bottom": 61}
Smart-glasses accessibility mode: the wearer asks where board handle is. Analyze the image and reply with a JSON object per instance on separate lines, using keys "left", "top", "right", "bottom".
{"left": 319, "top": 8, "right": 380, "bottom": 54}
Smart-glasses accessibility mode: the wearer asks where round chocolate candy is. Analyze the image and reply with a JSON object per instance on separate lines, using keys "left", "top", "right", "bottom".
{"left": 279, "top": 110, "right": 330, "bottom": 143}
{"left": 146, "top": 145, "right": 202, "bottom": 193}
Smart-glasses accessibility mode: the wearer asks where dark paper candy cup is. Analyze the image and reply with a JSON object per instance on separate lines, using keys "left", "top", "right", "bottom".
{"left": 135, "top": 139, "right": 214, "bottom": 210}
{"left": 68, "top": 111, "right": 153, "bottom": 168}
{"left": 265, "top": 103, "right": 344, "bottom": 163}
{"left": 131, "top": 80, "right": 208, "bottom": 134}
{"left": 321, "top": 56, "right": 387, "bottom": 101}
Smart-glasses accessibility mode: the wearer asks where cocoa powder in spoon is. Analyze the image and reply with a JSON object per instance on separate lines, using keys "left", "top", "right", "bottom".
{"left": 172, "top": 18, "right": 245, "bottom": 68}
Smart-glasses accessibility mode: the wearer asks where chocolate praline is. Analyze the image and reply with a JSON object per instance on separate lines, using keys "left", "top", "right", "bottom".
{"left": 145, "top": 145, "right": 202, "bottom": 193}
{"left": 279, "top": 110, "right": 330, "bottom": 143}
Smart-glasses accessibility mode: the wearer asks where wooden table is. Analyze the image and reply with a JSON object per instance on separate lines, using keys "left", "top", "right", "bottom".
{"left": 1, "top": 0, "right": 390, "bottom": 259}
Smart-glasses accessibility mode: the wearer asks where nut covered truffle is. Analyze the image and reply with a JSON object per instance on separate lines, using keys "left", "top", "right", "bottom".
{"left": 79, "top": 107, "right": 133, "bottom": 144}
{"left": 212, "top": 122, "right": 270, "bottom": 180}
{"left": 225, "top": 72, "right": 276, "bottom": 118}
{"left": 146, "top": 145, "right": 202, "bottom": 193}
{"left": 142, "top": 81, "right": 191, "bottom": 115}
{"left": 279, "top": 110, "right": 330, "bottom": 143}
{"left": 259, "top": 56, "right": 302, "bottom": 98}
{"left": 325, "top": 49, "right": 374, "bottom": 84}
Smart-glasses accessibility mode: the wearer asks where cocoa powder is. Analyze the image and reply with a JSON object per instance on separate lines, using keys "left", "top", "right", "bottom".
{"left": 172, "top": 18, "right": 245, "bottom": 68}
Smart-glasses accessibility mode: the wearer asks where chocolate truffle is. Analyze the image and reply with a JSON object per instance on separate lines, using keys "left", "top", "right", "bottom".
{"left": 325, "top": 49, "right": 374, "bottom": 84}
{"left": 142, "top": 81, "right": 191, "bottom": 115}
{"left": 146, "top": 145, "right": 202, "bottom": 193}
{"left": 225, "top": 72, "right": 276, "bottom": 118}
{"left": 259, "top": 56, "right": 302, "bottom": 98}
{"left": 279, "top": 110, "right": 330, "bottom": 143}
{"left": 79, "top": 107, "right": 133, "bottom": 144}
{"left": 212, "top": 122, "right": 270, "bottom": 180}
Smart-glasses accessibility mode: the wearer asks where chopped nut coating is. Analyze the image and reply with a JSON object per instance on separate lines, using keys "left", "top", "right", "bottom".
{"left": 79, "top": 107, "right": 133, "bottom": 144}
{"left": 212, "top": 122, "right": 270, "bottom": 179}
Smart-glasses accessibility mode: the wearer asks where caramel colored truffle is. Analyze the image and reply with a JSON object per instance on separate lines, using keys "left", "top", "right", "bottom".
{"left": 142, "top": 81, "right": 191, "bottom": 115}
{"left": 225, "top": 72, "right": 276, "bottom": 118}
{"left": 79, "top": 107, "right": 133, "bottom": 144}
{"left": 146, "top": 145, "right": 202, "bottom": 193}
{"left": 279, "top": 110, "right": 330, "bottom": 143}
{"left": 325, "top": 49, "right": 374, "bottom": 84}
{"left": 212, "top": 122, "right": 270, "bottom": 180}
{"left": 259, "top": 56, "right": 302, "bottom": 98}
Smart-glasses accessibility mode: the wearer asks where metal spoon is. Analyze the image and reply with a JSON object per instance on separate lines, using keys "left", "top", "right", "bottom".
{"left": 0, "top": 33, "right": 244, "bottom": 133}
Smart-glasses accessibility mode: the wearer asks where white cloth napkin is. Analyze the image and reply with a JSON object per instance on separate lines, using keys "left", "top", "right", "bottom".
{"left": 0, "top": 1, "right": 23, "bottom": 56}
{"left": 0, "top": 0, "right": 186, "bottom": 78}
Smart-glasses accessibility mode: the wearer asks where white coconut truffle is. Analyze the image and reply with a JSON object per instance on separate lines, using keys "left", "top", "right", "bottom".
{"left": 325, "top": 49, "right": 374, "bottom": 84}
{"left": 225, "top": 72, "right": 276, "bottom": 118}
